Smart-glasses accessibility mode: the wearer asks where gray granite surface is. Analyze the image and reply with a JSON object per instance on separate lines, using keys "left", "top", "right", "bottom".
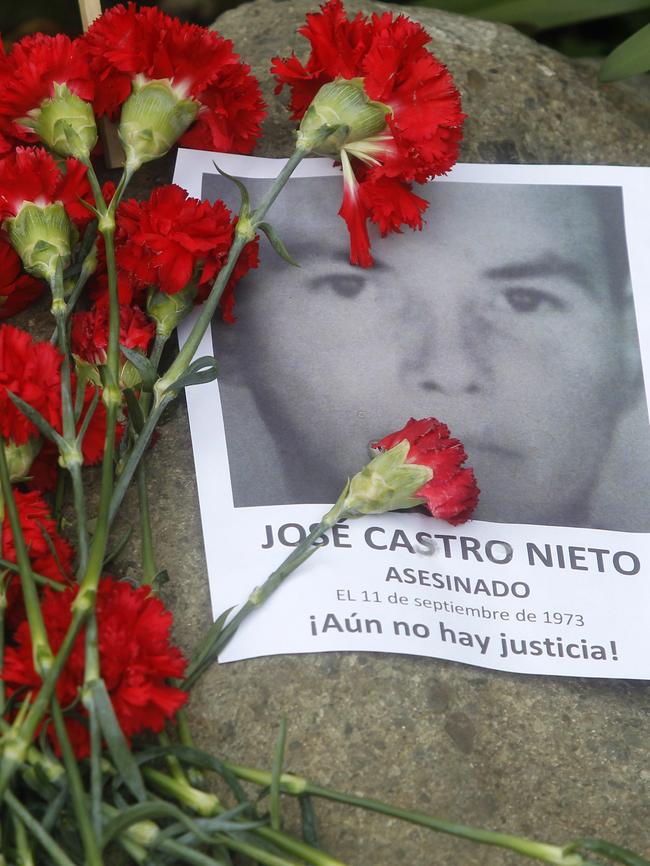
{"left": 24, "top": 2, "right": 650, "bottom": 863}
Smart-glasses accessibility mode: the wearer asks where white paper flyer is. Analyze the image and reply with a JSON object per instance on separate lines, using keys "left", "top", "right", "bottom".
{"left": 174, "top": 148, "right": 650, "bottom": 679}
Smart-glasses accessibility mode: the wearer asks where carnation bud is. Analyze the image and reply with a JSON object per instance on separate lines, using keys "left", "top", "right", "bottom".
{"left": 147, "top": 284, "right": 197, "bottom": 338}
{"left": 3, "top": 437, "right": 42, "bottom": 483}
{"left": 22, "top": 83, "right": 98, "bottom": 160}
{"left": 327, "top": 439, "right": 433, "bottom": 521}
{"left": 5, "top": 202, "right": 75, "bottom": 282}
{"left": 119, "top": 76, "right": 199, "bottom": 175}
{"left": 297, "top": 77, "right": 389, "bottom": 156}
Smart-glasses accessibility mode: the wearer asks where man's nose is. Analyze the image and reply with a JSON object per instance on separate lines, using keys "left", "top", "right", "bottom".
{"left": 402, "top": 306, "right": 485, "bottom": 395}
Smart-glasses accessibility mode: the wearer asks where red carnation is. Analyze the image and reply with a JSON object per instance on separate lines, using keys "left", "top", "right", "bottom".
{"left": 0, "top": 147, "right": 92, "bottom": 228}
{"left": 371, "top": 417, "right": 479, "bottom": 524}
{"left": 116, "top": 184, "right": 259, "bottom": 322}
{"left": 82, "top": 4, "right": 265, "bottom": 156}
{"left": 272, "top": 0, "right": 464, "bottom": 266}
{"left": 0, "top": 235, "right": 45, "bottom": 320}
{"left": 72, "top": 304, "right": 155, "bottom": 367}
{"left": 0, "top": 33, "right": 95, "bottom": 156}
{"left": 0, "top": 324, "right": 62, "bottom": 447}
{"left": 1, "top": 489, "right": 73, "bottom": 628}
{"left": 3, "top": 578, "right": 188, "bottom": 757}
{"left": 0, "top": 324, "right": 121, "bottom": 476}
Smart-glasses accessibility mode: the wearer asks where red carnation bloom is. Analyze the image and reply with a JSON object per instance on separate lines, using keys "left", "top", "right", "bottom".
{"left": 0, "top": 235, "right": 45, "bottom": 320}
{"left": 0, "top": 324, "right": 121, "bottom": 477}
{"left": 0, "top": 33, "right": 94, "bottom": 146}
{"left": 82, "top": 3, "right": 265, "bottom": 155}
{"left": 3, "top": 577, "right": 188, "bottom": 757}
{"left": 1, "top": 489, "right": 73, "bottom": 628}
{"left": 0, "top": 324, "right": 62, "bottom": 447}
{"left": 71, "top": 304, "right": 155, "bottom": 366}
{"left": 371, "top": 417, "right": 479, "bottom": 524}
{"left": 116, "top": 184, "right": 259, "bottom": 322}
{"left": 0, "top": 43, "right": 22, "bottom": 157}
{"left": 272, "top": 0, "right": 464, "bottom": 266}
{"left": 0, "top": 147, "right": 92, "bottom": 229}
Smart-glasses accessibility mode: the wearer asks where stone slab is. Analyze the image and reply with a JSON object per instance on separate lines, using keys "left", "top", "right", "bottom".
{"left": 72, "top": 2, "right": 650, "bottom": 862}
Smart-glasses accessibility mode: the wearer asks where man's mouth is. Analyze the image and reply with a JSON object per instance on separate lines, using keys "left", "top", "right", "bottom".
{"left": 462, "top": 438, "right": 523, "bottom": 460}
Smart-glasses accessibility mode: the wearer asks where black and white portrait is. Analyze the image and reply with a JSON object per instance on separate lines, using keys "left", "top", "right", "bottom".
{"left": 203, "top": 171, "right": 650, "bottom": 532}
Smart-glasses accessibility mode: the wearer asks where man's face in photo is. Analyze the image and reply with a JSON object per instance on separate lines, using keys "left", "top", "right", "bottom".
{"left": 213, "top": 178, "right": 645, "bottom": 527}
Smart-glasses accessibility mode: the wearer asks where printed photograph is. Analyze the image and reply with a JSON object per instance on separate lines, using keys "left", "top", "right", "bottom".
{"left": 204, "top": 173, "right": 650, "bottom": 532}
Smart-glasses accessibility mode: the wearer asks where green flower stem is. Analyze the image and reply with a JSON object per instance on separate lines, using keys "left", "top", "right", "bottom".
{"left": 4, "top": 790, "right": 78, "bottom": 866}
{"left": 150, "top": 331, "right": 168, "bottom": 372}
{"left": 154, "top": 146, "right": 308, "bottom": 408}
{"left": 50, "top": 262, "right": 89, "bottom": 576}
{"left": 225, "top": 763, "right": 593, "bottom": 866}
{"left": 0, "top": 439, "right": 53, "bottom": 676}
{"left": 108, "top": 396, "right": 171, "bottom": 527}
{"left": 184, "top": 512, "right": 343, "bottom": 689}
{"left": 75, "top": 174, "right": 123, "bottom": 608}
{"left": 143, "top": 766, "right": 221, "bottom": 817}
{"left": 110, "top": 144, "right": 317, "bottom": 527}
{"left": 136, "top": 459, "right": 156, "bottom": 584}
{"left": 143, "top": 765, "right": 346, "bottom": 866}
{"left": 157, "top": 728, "right": 193, "bottom": 791}
{"left": 83, "top": 612, "right": 104, "bottom": 840}
{"left": 11, "top": 805, "right": 33, "bottom": 866}
{"left": 51, "top": 697, "right": 103, "bottom": 866}
{"left": 0, "top": 558, "right": 67, "bottom": 591}
{"left": 53, "top": 468, "right": 66, "bottom": 528}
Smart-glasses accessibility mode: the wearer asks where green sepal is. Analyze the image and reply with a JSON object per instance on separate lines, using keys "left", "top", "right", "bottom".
{"left": 28, "top": 82, "right": 97, "bottom": 159}
{"left": 343, "top": 439, "right": 432, "bottom": 515}
{"left": 258, "top": 222, "right": 300, "bottom": 267}
{"left": 6, "top": 202, "right": 74, "bottom": 281}
{"left": 119, "top": 77, "right": 199, "bottom": 174}
{"left": 90, "top": 678, "right": 146, "bottom": 802}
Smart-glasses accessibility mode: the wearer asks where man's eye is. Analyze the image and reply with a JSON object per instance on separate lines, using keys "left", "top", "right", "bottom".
{"left": 502, "top": 287, "right": 566, "bottom": 313}
{"left": 310, "top": 273, "right": 367, "bottom": 298}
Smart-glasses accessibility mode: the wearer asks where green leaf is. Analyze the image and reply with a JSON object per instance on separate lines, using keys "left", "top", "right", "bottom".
{"left": 463, "top": 0, "right": 650, "bottom": 29}
{"left": 600, "top": 23, "right": 650, "bottom": 81}
{"left": 173, "top": 355, "right": 219, "bottom": 392}
{"left": 91, "top": 678, "right": 146, "bottom": 802}
{"left": 76, "top": 386, "right": 100, "bottom": 446}
{"left": 214, "top": 162, "right": 251, "bottom": 218}
{"left": 120, "top": 344, "right": 158, "bottom": 390}
{"left": 123, "top": 387, "right": 146, "bottom": 434}
{"left": 130, "top": 744, "right": 251, "bottom": 805}
{"left": 7, "top": 391, "right": 65, "bottom": 447}
{"left": 258, "top": 222, "right": 301, "bottom": 267}
{"left": 298, "top": 794, "right": 319, "bottom": 848}
{"left": 270, "top": 717, "right": 287, "bottom": 831}
{"left": 183, "top": 605, "right": 235, "bottom": 690}
{"left": 569, "top": 839, "right": 650, "bottom": 866}
{"left": 102, "top": 801, "right": 214, "bottom": 848}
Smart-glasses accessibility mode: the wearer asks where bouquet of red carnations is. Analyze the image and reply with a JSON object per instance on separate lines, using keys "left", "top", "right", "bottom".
{"left": 0, "top": 3, "right": 643, "bottom": 865}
